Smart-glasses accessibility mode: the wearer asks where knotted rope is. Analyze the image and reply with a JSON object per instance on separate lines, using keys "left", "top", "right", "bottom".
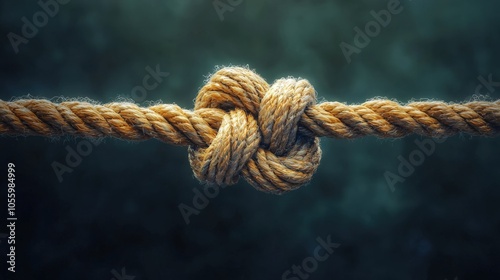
{"left": 1, "top": 67, "right": 499, "bottom": 194}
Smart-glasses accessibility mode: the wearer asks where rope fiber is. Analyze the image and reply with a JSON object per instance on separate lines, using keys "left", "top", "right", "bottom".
{"left": 1, "top": 67, "right": 499, "bottom": 194}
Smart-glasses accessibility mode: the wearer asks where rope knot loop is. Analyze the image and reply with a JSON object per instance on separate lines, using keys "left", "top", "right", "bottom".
{"left": 3, "top": 67, "right": 500, "bottom": 194}
{"left": 189, "top": 67, "right": 322, "bottom": 194}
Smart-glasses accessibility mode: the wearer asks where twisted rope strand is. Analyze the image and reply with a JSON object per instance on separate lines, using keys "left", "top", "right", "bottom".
{"left": 2, "top": 98, "right": 499, "bottom": 141}
{"left": 1, "top": 67, "right": 499, "bottom": 194}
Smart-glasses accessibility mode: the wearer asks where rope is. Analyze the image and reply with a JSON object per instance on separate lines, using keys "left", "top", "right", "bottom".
{"left": 1, "top": 67, "right": 499, "bottom": 194}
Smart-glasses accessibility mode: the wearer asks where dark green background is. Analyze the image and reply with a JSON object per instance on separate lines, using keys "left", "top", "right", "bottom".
{"left": 1, "top": 0, "right": 500, "bottom": 279}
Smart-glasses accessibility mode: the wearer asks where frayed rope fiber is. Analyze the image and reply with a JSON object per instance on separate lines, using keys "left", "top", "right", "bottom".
{"left": 1, "top": 67, "right": 500, "bottom": 194}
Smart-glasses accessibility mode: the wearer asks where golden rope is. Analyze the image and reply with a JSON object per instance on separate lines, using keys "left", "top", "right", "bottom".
{"left": 1, "top": 67, "right": 499, "bottom": 194}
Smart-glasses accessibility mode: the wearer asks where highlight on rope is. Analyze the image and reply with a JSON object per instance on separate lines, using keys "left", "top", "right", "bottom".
{"left": 1, "top": 67, "right": 499, "bottom": 194}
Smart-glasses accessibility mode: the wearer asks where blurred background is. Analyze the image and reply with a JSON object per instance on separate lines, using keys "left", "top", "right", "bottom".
{"left": 1, "top": 0, "right": 500, "bottom": 279}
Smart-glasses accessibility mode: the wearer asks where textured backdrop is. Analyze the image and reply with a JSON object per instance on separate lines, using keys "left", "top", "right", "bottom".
{"left": 1, "top": 0, "right": 500, "bottom": 279}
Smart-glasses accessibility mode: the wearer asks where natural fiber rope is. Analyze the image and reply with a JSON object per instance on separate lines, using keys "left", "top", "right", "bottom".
{"left": 1, "top": 67, "right": 499, "bottom": 194}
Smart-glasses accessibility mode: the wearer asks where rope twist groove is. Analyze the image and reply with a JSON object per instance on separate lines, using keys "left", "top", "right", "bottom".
{"left": 1, "top": 67, "right": 499, "bottom": 194}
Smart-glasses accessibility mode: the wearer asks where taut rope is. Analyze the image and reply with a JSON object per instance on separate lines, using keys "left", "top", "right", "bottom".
{"left": 1, "top": 67, "right": 499, "bottom": 194}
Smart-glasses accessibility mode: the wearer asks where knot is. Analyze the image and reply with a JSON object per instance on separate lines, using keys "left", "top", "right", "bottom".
{"left": 188, "top": 67, "right": 322, "bottom": 194}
